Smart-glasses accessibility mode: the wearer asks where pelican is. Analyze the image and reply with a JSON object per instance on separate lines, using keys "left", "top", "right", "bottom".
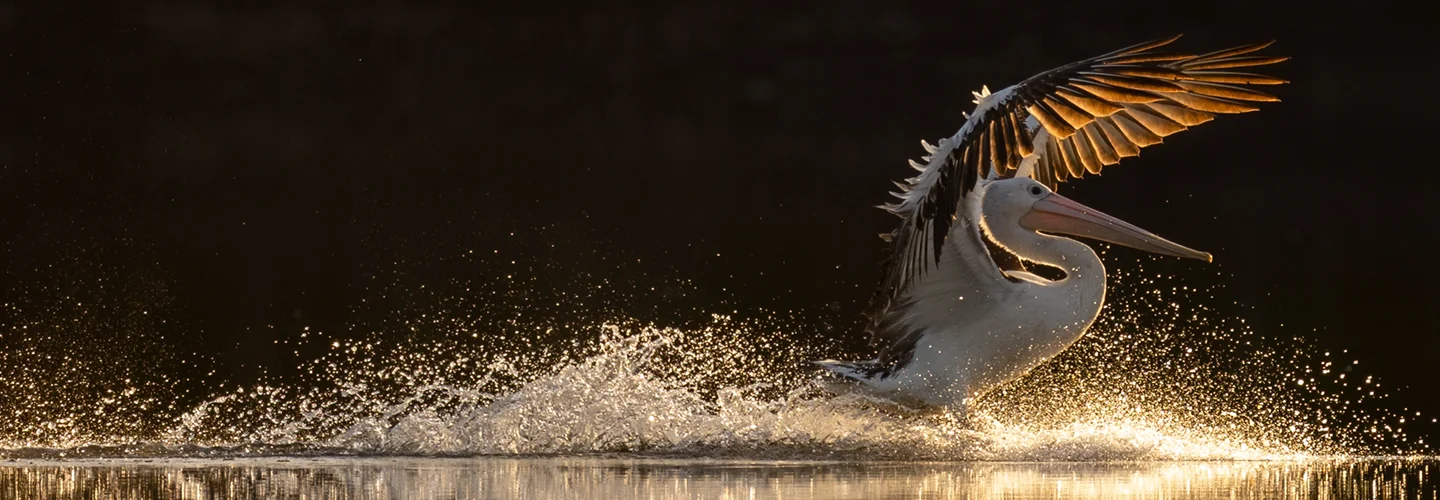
{"left": 815, "top": 35, "right": 1288, "bottom": 415}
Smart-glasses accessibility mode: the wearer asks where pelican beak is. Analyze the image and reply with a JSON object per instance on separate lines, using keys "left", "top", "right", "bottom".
{"left": 1019, "top": 193, "right": 1213, "bottom": 262}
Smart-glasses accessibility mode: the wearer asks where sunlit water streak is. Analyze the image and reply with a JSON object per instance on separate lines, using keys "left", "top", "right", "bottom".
{"left": 0, "top": 251, "right": 1431, "bottom": 461}
{"left": 2, "top": 457, "right": 1435, "bottom": 499}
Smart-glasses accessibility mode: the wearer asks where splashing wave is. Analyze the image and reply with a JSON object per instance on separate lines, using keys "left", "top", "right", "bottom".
{"left": 1, "top": 254, "right": 1428, "bottom": 460}
{"left": 0, "top": 324, "right": 1280, "bottom": 461}
{"left": 73, "top": 320, "right": 1342, "bottom": 460}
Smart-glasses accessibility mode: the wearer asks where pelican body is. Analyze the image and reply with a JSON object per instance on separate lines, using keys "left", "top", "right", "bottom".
{"left": 817, "top": 35, "right": 1287, "bottom": 413}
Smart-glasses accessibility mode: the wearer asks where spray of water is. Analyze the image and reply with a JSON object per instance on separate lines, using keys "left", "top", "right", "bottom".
{"left": 0, "top": 243, "right": 1430, "bottom": 459}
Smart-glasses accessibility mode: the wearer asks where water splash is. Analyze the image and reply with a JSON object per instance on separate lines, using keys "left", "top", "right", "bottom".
{"left": 0, "top": 239, "right": 213, "bottom": 450}
{"left": 977, "top": 253, "right": 1425, "bottom": 456}
{"left": 145, "top": 314, "right": 1384, "bottom": 460}
{"left": 0, "top": 246, "right": 1430, "bottom": 459}
{"left": 130, "top": 321, "right": 1291, "bottom": 460}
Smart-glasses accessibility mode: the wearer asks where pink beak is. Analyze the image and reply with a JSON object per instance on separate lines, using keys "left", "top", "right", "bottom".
{"left": 1018, "top": 192, "right": 1213, "bottom": 262}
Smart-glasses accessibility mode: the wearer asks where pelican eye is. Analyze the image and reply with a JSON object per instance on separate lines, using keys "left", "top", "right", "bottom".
{"left": 1028, "top": 185, "right": 1044, "bottom": 196}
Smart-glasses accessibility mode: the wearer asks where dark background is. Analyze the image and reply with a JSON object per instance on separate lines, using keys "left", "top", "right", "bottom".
{"left": 5, "top": 2, "right": 1438, "bottom": 437}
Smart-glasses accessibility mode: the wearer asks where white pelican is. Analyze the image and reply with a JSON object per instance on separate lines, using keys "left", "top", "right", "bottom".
{"left": 816, "top": 35, "right": 1288, "bottom": 414}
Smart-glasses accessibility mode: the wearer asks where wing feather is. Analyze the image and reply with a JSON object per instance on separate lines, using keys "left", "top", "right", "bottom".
{"left": 1028, "top": 101, "right": 1078, "bottom": 138}
{"left": 1159, "top": 91, "right": 1262, "bottom": 114}
{"left": 1043, "top": 136, "right": 1067, "bottom": 182}
{"left": 1125, "top": 105, "right": 1188, "bottom": 136}
{"left": 1093, "top": 117, "right": 1140, "bottom": 158}
{"left": 1060, "top": 137, "right": 1087, "bottom": 177}
{"left": 1080, "top": 125, "right": 1120, "bottom": 165}
{"left": 1095, "top": 34, "right": 1185, "bottom": 59}
{"left": 1186, "top": 71, "right": 1288, "bottom": 85}
{"left": 1141, "top": 101, "right": 1215, "bottom": 126}
{"left": 1006, "top": 113, "right": 1033, "bottom": 159}
{"left": 1070, "top": 127, "right": 1104, "bottom": 174}
{"left": 1041, "top": 95, "right": 1096, "bottom": 129}
{"left": 1076, "top": 73, "right": 1189, "bottom": 93}
{"left": 1069, "top": 81, "right": 1163, "bottom": 103}
{"left": 1056, "top": 86, "right": 1125, "bottom": 116}
{"left": 1109, "top": 111, "right": 1165, "bottom": 147}
{"left": 1186, "top": 40, "right": 1276, "bottom": 63}
{"left": 1172, "top": 80, "right": 1281, "bottom": 102}
{"left": 1178, "top": 55, "right": 1290, "bottom": 71}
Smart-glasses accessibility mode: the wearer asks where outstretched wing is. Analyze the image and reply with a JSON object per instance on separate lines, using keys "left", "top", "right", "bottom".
{"left": 863, "top": 34, "right": 1287, "bottom": 336}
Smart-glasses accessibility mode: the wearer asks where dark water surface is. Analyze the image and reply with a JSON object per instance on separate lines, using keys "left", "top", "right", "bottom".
{"left": 2, "top": 457, "right": 1435, "bottom": 499}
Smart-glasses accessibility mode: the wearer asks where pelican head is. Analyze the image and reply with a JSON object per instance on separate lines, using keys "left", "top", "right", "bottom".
{"left": 982, "top": 178, "right": 1212, "bottom": 263}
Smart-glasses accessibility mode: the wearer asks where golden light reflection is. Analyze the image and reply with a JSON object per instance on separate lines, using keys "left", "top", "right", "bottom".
{"left": 1, "top": 458, "right": 1435, "bottom": 500}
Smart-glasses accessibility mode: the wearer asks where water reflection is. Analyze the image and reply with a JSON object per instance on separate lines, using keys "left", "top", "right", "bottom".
{"left": 1, "top": 457, "right": 1435, "bottom": 499}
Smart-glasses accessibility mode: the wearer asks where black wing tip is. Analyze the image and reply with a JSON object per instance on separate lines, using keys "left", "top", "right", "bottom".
{"left": 1141, "top": 33, "right": 1185, "bottom": 48}
{"left": 1100, "top": 34, "right": 1184, "bottom": 60}
{"left": 1106, "top": 36, "right": 1291, "bottom": 66}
